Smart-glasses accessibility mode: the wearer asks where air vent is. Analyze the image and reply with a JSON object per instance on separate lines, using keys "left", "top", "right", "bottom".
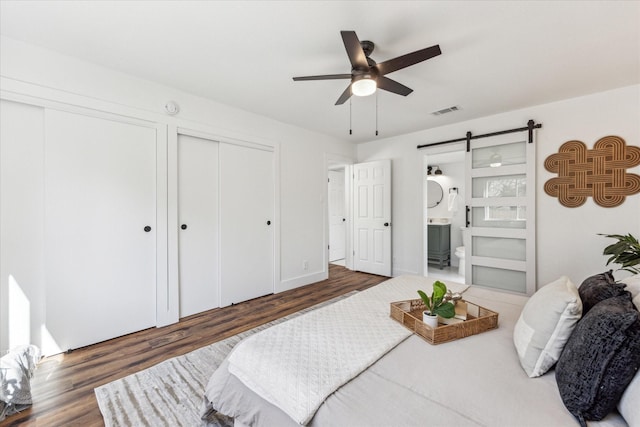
{"left": 431, "top": 105, "right": 461, "bottom": 116}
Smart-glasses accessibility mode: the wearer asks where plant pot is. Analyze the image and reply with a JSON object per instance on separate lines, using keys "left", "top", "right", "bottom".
{"left": 422, "top": 311, "right": 438, "bottom": 329}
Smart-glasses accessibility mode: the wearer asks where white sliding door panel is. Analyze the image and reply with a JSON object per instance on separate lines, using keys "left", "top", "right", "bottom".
{"left": 328, "top": 170, "right": 346, "bottom": 262}
{"left": 465, "top": 137, "right": 536, "bottom": 295}
{"left": 177, "top": 134, "right": 219, "bottom": 317}
{"left": 353, "top": 160, "right": 391, "bottom": 276}
{"left": 219, "top": 143, "right": 274, "bottom": 306}
{"left": 0, "top": 100, "right": 45, "bottom": 354}
{"left": 44, "top": 110, "right": 156, "bottom": 351}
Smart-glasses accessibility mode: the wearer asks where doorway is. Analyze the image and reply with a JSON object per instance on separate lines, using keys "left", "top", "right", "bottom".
{"left": 423, "top": 149, "right": 466, "bottom": 284}
{"left": 328, "top": 168, "right": 347, "bottom": 266}
{"left": 326, "top": 158, "right": 393, "bottom": 278}
{"left": 327, "top": 155, "right": 352, "bottom": 278}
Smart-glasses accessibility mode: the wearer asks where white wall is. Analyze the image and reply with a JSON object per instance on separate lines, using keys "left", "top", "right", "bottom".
{"left": 0, "top": 36, "right": 355, "bottom": 354}
{"left": 358, "top": 85, "right": 640, "bottom": 287}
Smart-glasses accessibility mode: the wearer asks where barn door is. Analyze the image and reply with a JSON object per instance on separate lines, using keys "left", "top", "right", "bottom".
{"left": 465, "top": 135, "right": 536, "bottom": 295}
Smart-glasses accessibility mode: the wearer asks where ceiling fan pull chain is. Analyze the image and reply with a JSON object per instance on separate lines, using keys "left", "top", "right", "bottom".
{"left": 375, "top": 91, "right": 379, "bottom": 136}
{"left": 349, "top": 96, "right": 352, "bottom": 135}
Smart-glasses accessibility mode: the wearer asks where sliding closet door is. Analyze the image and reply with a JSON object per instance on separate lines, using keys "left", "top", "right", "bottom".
{"left": 44, "top": 110, "right": 157, "bottom": 351}
{"left": 219, "top": 143, "right": 274, "bottom": 306}
{"left": 177, "top": 134, "right": 219, "bottom": 317}
{"left": 0, "top": 100, "right": 45, "bottom": 354}
{"left": 465, "top": 136, "right": 536, "bottom": 295}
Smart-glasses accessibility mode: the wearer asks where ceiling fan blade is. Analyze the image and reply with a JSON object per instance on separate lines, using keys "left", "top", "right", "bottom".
{"left": 293, "top": 74, "right": 352, "bottom": 81}
{"left": 377, "top": 76, "right": 413, "bottom": 96}
{"left": 341, "top": 31, "right": 369, "bottom": 69}
{"left": 335, "top": 84, "right": 353, "bottom": 105}
{"left": 376, "top": 44, "right": 441, "bottom": 75}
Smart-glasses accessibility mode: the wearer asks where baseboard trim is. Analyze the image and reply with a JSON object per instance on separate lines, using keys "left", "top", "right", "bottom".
{"left": 277, "top": 270, "right": 328, "bottom": 293}
{"left": 392, "top": 268, "right": 420, "bottom": 277}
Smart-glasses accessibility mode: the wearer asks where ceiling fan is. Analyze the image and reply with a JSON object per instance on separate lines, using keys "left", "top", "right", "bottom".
{"left": 293, "top": 30, "right": 441, "bottom": 105}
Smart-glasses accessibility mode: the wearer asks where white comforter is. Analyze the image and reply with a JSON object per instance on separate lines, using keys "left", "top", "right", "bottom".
{"left": 227, "top": 275, "right": 467, "bottom": 425}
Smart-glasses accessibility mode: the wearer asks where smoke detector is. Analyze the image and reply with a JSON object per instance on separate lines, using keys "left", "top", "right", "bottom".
{"left": 164, "top": 101, "right": 180, "bottom": 115}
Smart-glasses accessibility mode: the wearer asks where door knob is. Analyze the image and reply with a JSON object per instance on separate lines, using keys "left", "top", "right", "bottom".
{"left": 342, "top": 218, "right": 346, "bottom": 222}
{"left": 181, "top": 224, "right": 187, "bottom": 230}
{"left": 384, "top": 222, "right": 390, "bottom": 227}
{"left": 267, "top": 220, "right": 271, "bottom": 225}
{"left": 144, "top": 226, "right": 152, "bottom": 232}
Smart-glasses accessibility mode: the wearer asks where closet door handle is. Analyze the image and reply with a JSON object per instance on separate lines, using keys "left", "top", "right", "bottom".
{"left": 266, "top": 220, "right": 271, "bottom": 225}
{"left": 181, "top": 224, "right": 187, "bottom": 230}
{"left": 144, "top": 226, "right": 152, "bottom": 232}
{"left": 384, "top": 222, "right": 390, "bottom": 227}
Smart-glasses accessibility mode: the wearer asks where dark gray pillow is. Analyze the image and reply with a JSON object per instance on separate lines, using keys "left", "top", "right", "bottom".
{"left": 578, "top": 270, "right": 626, "bottom": 315}
{"left": 555, "top": 294, "right": 640, "bottom": 427}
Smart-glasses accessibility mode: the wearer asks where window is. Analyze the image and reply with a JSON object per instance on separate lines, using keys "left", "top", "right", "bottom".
{"left": 484, "top": 175, "right": 526, "bottom": 221}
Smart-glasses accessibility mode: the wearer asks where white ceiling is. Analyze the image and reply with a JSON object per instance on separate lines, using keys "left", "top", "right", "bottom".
{"left": 1, "top": 1, "right": 638, "bottom": 144}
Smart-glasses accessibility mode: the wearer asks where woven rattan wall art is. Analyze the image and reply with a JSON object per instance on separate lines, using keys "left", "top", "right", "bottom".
{"left": 544, "top": 136, "right": 640, "bottom": 208}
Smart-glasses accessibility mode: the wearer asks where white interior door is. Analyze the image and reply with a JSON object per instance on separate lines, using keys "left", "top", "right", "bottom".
{"left": 465, "top": 135, "right": 536, "bottom": 295}
{"left": 328, "top": 169, "right": 346, "bottom": 262}
{"left": 177, "top": 134, "right": 219, "bottom": 317}
{"left": 219, "top": 143, "right": 274, "bottom": 306}
{"left": 353, "top": 159, "right": 392, "bottom": 276}
{"left": 44, "top": 109, "right": 157, "bottom": 351}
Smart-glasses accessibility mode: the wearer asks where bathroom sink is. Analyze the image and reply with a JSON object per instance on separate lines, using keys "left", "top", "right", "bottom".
{"left": 427, "top": 218, "right": 450, "bottom": 224}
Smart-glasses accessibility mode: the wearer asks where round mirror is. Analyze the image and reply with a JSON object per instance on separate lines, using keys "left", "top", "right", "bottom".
{"left": 427, "top": 180, "right": 444, "bottom": 208}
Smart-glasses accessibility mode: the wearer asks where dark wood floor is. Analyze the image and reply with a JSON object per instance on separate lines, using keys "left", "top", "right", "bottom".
{"left": 4, "top": 265, "right": 387, "bottom": 426}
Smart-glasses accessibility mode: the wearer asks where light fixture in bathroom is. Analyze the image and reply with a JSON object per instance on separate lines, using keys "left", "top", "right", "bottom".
{"left": 489, "top": 153, "right": 502, "bottom": 168}
{"left": 427, "top": 165, "right": 444, "bottom": 176}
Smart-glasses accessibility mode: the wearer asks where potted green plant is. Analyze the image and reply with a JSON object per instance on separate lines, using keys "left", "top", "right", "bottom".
{"left": 601, "top": 233, "right": 640, "bottom": 275}
{"left": 418, "top": 280, "right": 456, "bottom": 328}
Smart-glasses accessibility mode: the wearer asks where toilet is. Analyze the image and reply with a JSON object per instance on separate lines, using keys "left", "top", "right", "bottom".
{"left": 455, "top": 226, "right": 468, "bottom": 277}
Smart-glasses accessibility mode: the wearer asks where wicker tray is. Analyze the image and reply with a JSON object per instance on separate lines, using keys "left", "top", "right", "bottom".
{"left": 390, "top": 299, "right": 499, "bottom": 345}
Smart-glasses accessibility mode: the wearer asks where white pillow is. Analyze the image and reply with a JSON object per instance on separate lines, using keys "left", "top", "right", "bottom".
{"left": 620, "top": 274, "right": 640, "bottom": 299}
{"left": 620, "top": 280, "right": 640, "bottom": 425}
{"left": 513, "top": 276, "right": 582, "bottom": 377}
{"left": 618, "top": 360, "right": 640, "bottom": 425}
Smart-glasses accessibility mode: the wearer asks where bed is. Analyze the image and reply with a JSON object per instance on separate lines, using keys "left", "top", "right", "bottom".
{"left": 201, "top": 275, "right": 628, "bottom": 427}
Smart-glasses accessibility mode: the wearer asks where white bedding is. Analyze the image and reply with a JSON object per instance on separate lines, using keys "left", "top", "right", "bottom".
{"left": 202, "top": 278, "right": 628, "bottom": 427}
{"left": 227, "top": 275, "right": 468, "bottom": 424}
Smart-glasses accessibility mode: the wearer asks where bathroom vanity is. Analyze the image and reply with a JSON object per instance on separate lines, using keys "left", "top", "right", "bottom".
{"left": 427, "top": 222, "right": 450, "bottom": 269}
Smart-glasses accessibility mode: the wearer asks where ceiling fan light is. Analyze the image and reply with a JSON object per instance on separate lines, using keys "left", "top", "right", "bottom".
{"left": 352, "top": 77, "right": 377, "bottom": 97}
